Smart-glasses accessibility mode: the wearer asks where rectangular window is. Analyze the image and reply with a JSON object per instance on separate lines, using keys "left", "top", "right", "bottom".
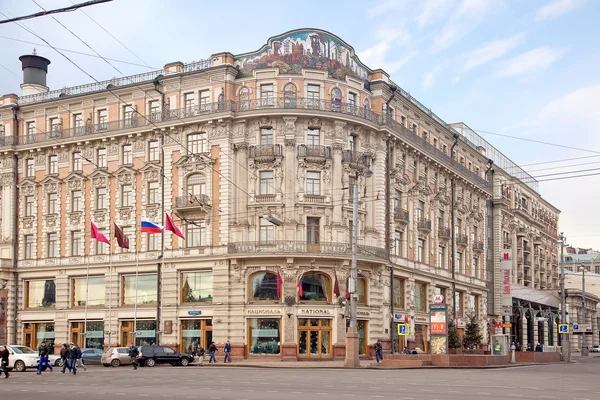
{"left": 307, "top": 217, "right": 320, "bottom": 245}
{"left": 259, "top": 171, "right": 274, "bottom": 195}
{"left": 184, "top": 93, "right": 195, "bottom": 110}
{"left": 393, "top": 277, "right": 404, "bottom": 309}
{"left": 49, "top": 117, "right": 61, "bottom": 137}
{"left": 71, "top": 190, "right": 82, "bottom": 212}
{"left": 260, "top": 128, "right": 273, "bottom": 146}
{"left": 72, "top": 152, "right": 82, "bottom": 171}
{"left": 148, "top": 181, "right": 160, "bottom": 204}
{"left": 24, "top": 235, "right": 35, "bottom": 259}
{"left": 96, "top": 230, "right": 109, "bottom": 255}
{"left": 148, "top": 141, "right": 159, "bottom": 162}
{"left": 417, "top": 239, "right": 425, "bottom": 263}
{"left": 47, "top": 193, "right": 58, "bottom": 215}
{"left": 259, "top": 218, "right": 275, "bottom": 244}
{"left": 260, "top": 84, "right": 274, "bottom": 106}
{"left": 307, "top": 84, "right": 320, "bottom": 106}
{"left": 388, "top": 107, "right": 395, "bottom": 121}
{"left": 122, "top": 105, "right": 134, "bottom": 126}
{"left": 47, "top": 233, "right": 58, "bottom": 258}
{"left": 186, "top": 221, "right": 207, "bottom": 247}
{"left": 348, "top": 92, "right": 356, "bottom": 107}
{"left": 181, "top": 271, "right": 213, "bottom": 303}
{"left": 96, "top": 187, "right": 107, "bottom": 210}
{"left": 97, "top": 148, "right": 107, "bottom": 168}
{"left": 307, "top": 128, "right": 320, "bottom": 147}
{"left": 414, "top": 282, "right": 426, "bottom": 312}
{"left": 26, "top": 158, "right": 35, "bottom": 177}
{"left": 199, "top": 90, "right": 210, "bottom": 111}
{"left": 306, "top": 171, "right": 320, "bottom": 195}
{"left": 455, "top": 291, "right": 464, "bottom": 317}
{"left": 25, "top": 195, "right": 34, "bottom": 217}
{"left": 121, "top": 185, "right": 133, "bottom": 207}
{"left": 472, "top": 257, "right": 479, "bottom": 278}
{"left": 72, "top": 276, "right": 105, "bottom": 307}
{"left": 469, "top": 294, "right": 478, "bottom": 318}
{"left": 457, "top": 251, "right": 464, "bottom": 274}
{"left": 122, "top": 144, "right": 133, "bottom": 165}
{"left": 187, "top": 133, "right": 207, "bottom": 154}
{"left": 26, "top": 121, "right": 36, "bottom": 143}
{"left": 149, "top": 100, "right": 160, "bottom": 121}
{"left": 26, "top": 280, "right": 56, "bottom": 308}
{"left": 73, "top": 113, "right": 83, "bottom": 129}
{"left": 249, "top": 318, "right": 280, "bottom": 355}
{"left": 147, "top": 234, "right": 160, "bottom": 251}
{"left": 122, "top": 274, "right": 157, "bottom": 305}
{"left": 348, "top": 135, "right": 356, "bottom": 152}
{"left": 97, "top": 109, "right": 108, "bottom": 129}
{"left": 417, "top": 200, "right": 424, "bottom": 220}
{"left": 49, "top": 155, "right": 58, "bottom": 174}
{"left": 393, "top": 190, "right": 401, "bottom": 210}
{"left": 393, "top": 231, "right": 402, "bottom": 257}
{"left": 71, "top": 231, "right": 82, "bottom": 256}
{"left": 438, "top": 246, "right": 446, "bottom": 268}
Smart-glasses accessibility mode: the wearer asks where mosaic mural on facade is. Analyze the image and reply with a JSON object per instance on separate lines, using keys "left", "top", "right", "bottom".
{"left": 234, "top": 30, "right": 371, "bottom": 82}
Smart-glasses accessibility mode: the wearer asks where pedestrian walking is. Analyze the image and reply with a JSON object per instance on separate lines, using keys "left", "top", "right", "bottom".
{"left": 197, "top": 345, "right": 205, "bottom": 366}
{"left": 188, "top": 340, "right": 197, "bottom": 357}
{"left": 37, "top": 341, "right": 53, "bottom": 375}
{"left": 535, "top": 343, "right": 543, "bottom": 352}
{"left": 68, "top": 343, "right": 81, "bottom": 375}
{"left": 75, "top": 344, "right": 87, "bottom": 372}
{"left": 224, "top": 340, "right": 231, "bottom": 363}
{"left": 208, "top": 341, "right": 218, "bottom": 363}
{"left": 60, "top": 343, "right": 72, "bottom": 373}
{"left": 128, "top": 343, "right": 139, "bottom": 370}
{"left": 0, "top": 345, "right": 10, "bottom": 379}
{"left": 374, "top": 340, "right": 383, "bottom": 363}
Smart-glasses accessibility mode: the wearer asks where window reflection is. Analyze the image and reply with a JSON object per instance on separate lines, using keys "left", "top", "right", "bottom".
{"left": 249, "top": 272, "right": 279, "bottom": 301}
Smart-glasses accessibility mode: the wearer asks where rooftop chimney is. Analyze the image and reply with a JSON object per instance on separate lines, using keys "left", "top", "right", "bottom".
{"left": 19, "top": 50, "right": 51, "bottom": 96}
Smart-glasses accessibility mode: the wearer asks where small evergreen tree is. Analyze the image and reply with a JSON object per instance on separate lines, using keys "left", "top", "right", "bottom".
{"left": 462, "top": 312, "right": 483, "bottom": 349}
{"left": 447, "top": 317, "right": 462, "bottom": 349}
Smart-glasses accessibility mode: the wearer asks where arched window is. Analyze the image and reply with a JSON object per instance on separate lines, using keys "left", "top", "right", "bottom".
{"left": 331, "top": 88, "right": 342, "bottom": 112}
{"left": 249, "top": 272, "right": 280, "bottom": 301}
{"left": 186, "top": 174, "right": 206, "bottom": 198}
{"left": 346, "top": 276, "right": 368, "bottom": 304}
{"left": 283, "top": 83, "right": 297, "bottom": 108}
{"left": 239, "top": 87, "right": 249, "bottom": 111}
{"left": 299, "top": 272, "right": 331, "bottom": 302}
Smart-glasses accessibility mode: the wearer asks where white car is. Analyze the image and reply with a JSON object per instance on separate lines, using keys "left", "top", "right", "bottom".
{"left": 591, "top": 345, "right": 600, "bottom": 353}
{"left": 3, "top": 345, "right": 40, "bottom": 372}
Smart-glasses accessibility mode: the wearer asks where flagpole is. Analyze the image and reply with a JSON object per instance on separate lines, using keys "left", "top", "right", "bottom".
{"left": 107, "top": 221, "right": 113, "bottom": 349}
{"left": 134, "top": 214, "right": 139, "bottom": 347}
{"left": 157, "top": 132, "right": 166, "bottom": 346}
{"left": 84, "top": 226, "right": 91, "bottom": 347}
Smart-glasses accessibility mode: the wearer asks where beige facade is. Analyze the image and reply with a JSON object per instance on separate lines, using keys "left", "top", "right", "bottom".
{"left": 0, "top": 29, "right": 539, "bottom": 358}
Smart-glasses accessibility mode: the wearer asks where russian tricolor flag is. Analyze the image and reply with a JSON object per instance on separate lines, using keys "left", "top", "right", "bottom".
{"left": 141, "top": 219, "right": 163, "bottom": 234}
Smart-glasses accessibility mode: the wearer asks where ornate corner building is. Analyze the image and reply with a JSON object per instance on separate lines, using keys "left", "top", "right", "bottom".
{"left": 0, "top": 29, "right": 559, "bottom": 358}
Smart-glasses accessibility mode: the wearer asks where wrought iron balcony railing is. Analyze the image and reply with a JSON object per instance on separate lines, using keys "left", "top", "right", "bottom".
{"left": 438, "top": 227, "right": 451, "bottom": 239}
{"left": 297, "top": 144, "right": 332, "bottom": 159}
{"left": 393, "top": 208, "right": 409, "bottom": 223}
{"left": 175, "top": 194, "right": 211, "bottom": 208}
{"left": 457, "top": 234, "right": 469, "bottom": 245}
{"left": 473, "top": 241, "right": 485, "bottom": 252}
{"left": 342, "top": 150, "right": 371, "bottom": 165}
{"left": 417, "top": 218, "right": 432, "bottom": 232}
{"left": 248, "top": 144, "right": 283, "bottom": 158}
{"left": 227, "top": 240, "right": 387, "bottom": 261}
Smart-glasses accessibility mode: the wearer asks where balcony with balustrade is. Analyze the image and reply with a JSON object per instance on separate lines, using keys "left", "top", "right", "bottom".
{"left": 472, "top": 241, "right": 484, "bottom": 253}
{"left": 173, "top": 194, "right": 211, "bottom": 216}
{"left": 438, "top": 227, "right": 451, "bottom": 240}
{"left": 417, "top": 218, "right": 432, "bottom": 233}
{"left": 457, "top": 234, "right": 469, "bottom": 246}
{"left": 394, "top": 208, "right": 409, "bottom": 224}
{"left": 248, "top": 144, "right": 283, "bottom": 161}
{"left": 297, "top": 145, "right": 332, "bottom": 161}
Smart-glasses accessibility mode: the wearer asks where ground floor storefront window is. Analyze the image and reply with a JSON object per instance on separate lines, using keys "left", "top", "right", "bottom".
{"left": 70, "top": 321, "right": 104, "bottom": 349}
{"left": 181, "top": 319, "right": 213, "bottom": 353}
{"left": 120, "top": 320, "right": 156, "bottom": 346}
{"left": 24, "top": 322, "right": 55, "bottom": 351}
{"left": 298, "top": 318, "right": 331, "bottom": 358}
{"left": 249, "top": 318, "right": 280, "bottom": 355}
{"left": 414, "top": 324, "right": 429, "bottom": 352}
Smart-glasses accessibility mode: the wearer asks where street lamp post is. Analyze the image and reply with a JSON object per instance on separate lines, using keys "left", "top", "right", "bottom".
{"left": 580, "top": 266, "right": 588, "bottom": 356}
{"left": 345, "top": 157, "right": 372, "bottom": 368}
{"left": 559, "top": 232, "right": 570, "bottom": 362}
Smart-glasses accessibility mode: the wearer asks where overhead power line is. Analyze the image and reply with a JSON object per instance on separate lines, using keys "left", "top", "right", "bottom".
{"left": 0, "top": 0, "right": 112, "bottom": 25}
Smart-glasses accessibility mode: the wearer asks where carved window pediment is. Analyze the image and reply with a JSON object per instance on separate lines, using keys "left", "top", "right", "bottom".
{"left": 17, "top": 178, "right": 39, "bottom": 192}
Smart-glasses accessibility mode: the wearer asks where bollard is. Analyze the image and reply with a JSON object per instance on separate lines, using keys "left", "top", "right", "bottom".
{"left": 510, "top": 343, "right": 516, "bottom": 364}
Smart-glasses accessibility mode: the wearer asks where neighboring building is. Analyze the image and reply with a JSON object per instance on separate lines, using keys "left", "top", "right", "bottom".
{"left": 566, "top": 247, "right": 599, "bottom": 255}
{"left": 0, "top": 29, "right": 554, "bottom": 358}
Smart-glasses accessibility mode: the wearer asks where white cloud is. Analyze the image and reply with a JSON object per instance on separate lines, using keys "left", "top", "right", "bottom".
{"left": 358, "top": 25, "right": 415, "bottom": 73}
{"left": 367, "top": 0, "right": 406, "bottom": 18}
{"left": 417, "top": 0, "right": 454, "bottom": 28}
{"left": 463, "top": 33, "right": 525, "bottom": 71}
{"left": 432, "top": 0, "right": 499, "bottom": 52}
{"left": 422, "top": 65, "right": 444, "bottom": 90}
{"left": 496, "top": 47, "right": 564, "bottom": 77}
{"left": 535, "top": 0, "right": 588, "bottom": 21}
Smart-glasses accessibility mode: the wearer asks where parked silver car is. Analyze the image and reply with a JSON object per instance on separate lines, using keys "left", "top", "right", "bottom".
{"left": 101, "top": 347, "right": 132, "bottom": 367}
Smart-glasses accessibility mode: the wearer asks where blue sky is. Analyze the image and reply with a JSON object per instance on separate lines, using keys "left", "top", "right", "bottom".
{"left": 1, "top": 0, "right": 599, "bottom": 249}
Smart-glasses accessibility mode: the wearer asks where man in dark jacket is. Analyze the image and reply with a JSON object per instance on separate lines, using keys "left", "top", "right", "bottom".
{"left": 37, "top": 342, "right": 53, "bottom": 375}
{"left": 60, "top": 343, "right": 71, "bottom": 373}
{"left": 128, "top": 343, "right": 139, "bottom": 370}
{"left": 69, "top": 343, "right": 81, "bottom": 375}
{"left": 208, "top": 342, "right": 217, "bottom": 363}
{"left": 0, "top": 345, "right": 9, "bottom": 379}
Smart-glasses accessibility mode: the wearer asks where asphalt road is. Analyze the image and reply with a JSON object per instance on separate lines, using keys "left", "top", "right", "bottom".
{"left": 1, "top": 358, "right": 599, "bottom": 400}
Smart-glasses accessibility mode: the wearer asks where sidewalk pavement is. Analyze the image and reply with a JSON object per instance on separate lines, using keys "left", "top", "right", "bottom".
{"left": 194, "top": 359, "right": 374, "bottom": 368}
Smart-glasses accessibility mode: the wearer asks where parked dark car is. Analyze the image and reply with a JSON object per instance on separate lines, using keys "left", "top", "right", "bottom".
{"left": 136, "top": 346, "right": 193, "bottom": 367}
{"left": 80, "top": 348, "right": 104, "bottom": 365}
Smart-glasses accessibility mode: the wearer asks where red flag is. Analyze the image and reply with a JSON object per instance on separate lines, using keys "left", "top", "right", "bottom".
{"left": 90, "top": 222, "right": 110, "bottom": 245}
{"left": 276, "top": 272, "right": 283, "bottom": 298}
{"left": 114, "top": 223, "right": 129, "bottom": 249}
{"left": 165, "top": 213, "right": 185, "bottom": 239}
{"left": 297, "top": 274, "right": 303, "bottom": 297}
{"left": 333, "top": 274, "right": 340, "bottom": 297}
